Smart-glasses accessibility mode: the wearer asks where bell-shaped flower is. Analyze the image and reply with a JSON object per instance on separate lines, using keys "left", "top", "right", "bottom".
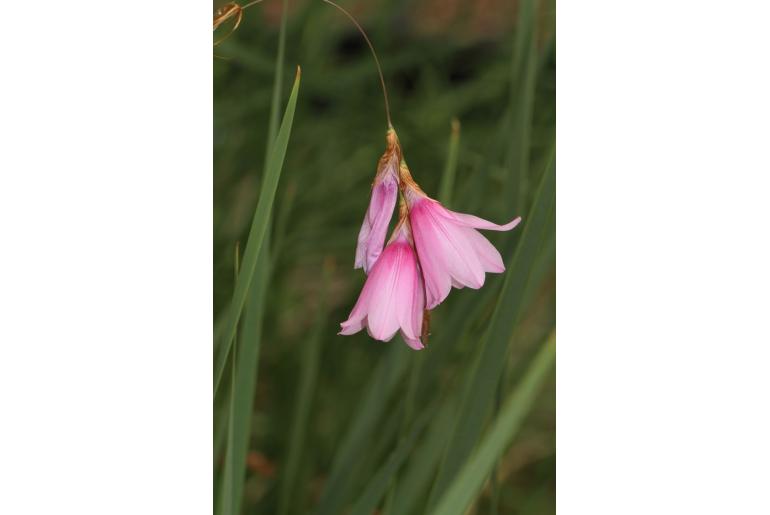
{"left": 341, "top": 219, "right": 425, "bottom": 350}
{"left": 403, "top": 179, "right": 521, "bottom": 310}
{"left": 354, "top": 130, "right": 402, "bottom": 274}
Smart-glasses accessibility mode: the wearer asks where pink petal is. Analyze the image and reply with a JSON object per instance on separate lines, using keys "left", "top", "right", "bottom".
{"left": 462, "top": 227, "right": 505, "bottom": 273}
{"left": 411, "top": 200, "right": 486, "bottom": 308}
{"left": 410, "top": 207, "right": 452, "bottom": 309}
{"left": 339, "top": 277, "right": 374, "bottom": 336}
{"left": 354, "top": 174, "right": 398, "bottom": 273}
{"left": 442, "top": 206, "right": 522, "bottom": 232}
{"left": 396, "top": 249, "right": 424, "bottom": 341}
{"left": 401, "top": 331, "right": 424, "bottom": 350}
{"left": 364, "top": 243, "right": 404, "bottom": 341}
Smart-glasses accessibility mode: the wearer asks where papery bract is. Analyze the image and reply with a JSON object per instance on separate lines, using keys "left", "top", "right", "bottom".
{"left": 341, "top": 221, "right": 425, "bottom": 350}
{"left": 404, "top": 185, "right": 521, "bottom": 310}
{"left": 354, "top": 130, "right": 401, "bottom": 274}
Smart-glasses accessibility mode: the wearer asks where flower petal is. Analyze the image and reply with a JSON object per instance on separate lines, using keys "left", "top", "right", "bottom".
{"left": 411, "top": 200, "right": 486, "bottom": 307}
{"left": 401, "top": 331, "right": 424, "bottom": 350}
{"left": 364, "top": 243, "right": 404, "bottom": 341}
{"left": 410, "top": 206, "right": 453, "bottom": 309}
{"left": 443, "top": 209, "right": 522, "bottom": 232}
{"left": 396, "top": 248, "right": 424, "bottom": 341}
{"left": 462, "top": 227, "right": 505, "bottom": 273}
{"left": 354, "top": 174, "right": 398, "bottom": 273}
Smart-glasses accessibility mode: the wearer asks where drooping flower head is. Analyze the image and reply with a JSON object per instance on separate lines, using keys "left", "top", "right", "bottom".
{"left": 399, "top": 163, "right": 521, "bottom": 310}
{"left": 342, "top": 127, "right": 520, "bottom": 348}
{"left": 341, "top": 215, "right": 425, "bottom": 350}
{"left": 354, "top": 129, "right": 402, "bottom": 274}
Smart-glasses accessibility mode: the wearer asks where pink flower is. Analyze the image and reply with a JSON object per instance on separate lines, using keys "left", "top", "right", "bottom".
{"left": 341, "top": 221, "right": 425, "bottom": 350}
{"left": 404, "top": 186, "right": 521, "bottom": 310}
{"left": 354, "top": 130, "right": 401, "bottom": 274}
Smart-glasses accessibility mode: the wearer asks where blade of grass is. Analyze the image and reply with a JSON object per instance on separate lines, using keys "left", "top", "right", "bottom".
{"left": 267, "top": 0, "right": 289, "bottom": 162}
{"left": 217, "top": 244, "right": 241, "bottom": 515}
{"left": 218, "top": 13, "right": 292, "bottom": 510}
{"left": 214, "top": 67, "right": 302, "bottom": 396}
{"left": 312, "top": 344, "right": 411, "bottom": 515}
{"left": 503, "top": 0, "right": 538, "bottom": 211}
{"left": 218, "top": 242, "right": 270, "bottom": 515}
{"left": 388, "top": 395, "right": 458, "bottom": 515}
{"left": 437, "top": 118, "right": 461, "bottom": 205}
{"left": 348, "top": 406, "right": 436, "bottom": 515}
{"left": 427, "top": 149, "right": 555, "bottom": 509}
{"left": 277, "top": 259, "right": 331, "bottom": 515}
{"left": 430, "top": 332, "right": 556, "bottom": 515}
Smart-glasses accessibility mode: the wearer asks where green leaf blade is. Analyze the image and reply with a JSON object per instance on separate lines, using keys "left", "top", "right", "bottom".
{"left": 428, "top": 149, "right": 555, "bottom": 509}
{"left": 214, "top": 67, "right": 302, "bottom": 396}
{"left": 430, "top": 332, "right": 556, "bottom": 515}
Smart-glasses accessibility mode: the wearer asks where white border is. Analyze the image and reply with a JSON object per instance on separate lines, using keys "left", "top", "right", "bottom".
{"left": 0, "top": 1, "right": 212, "bottom": 513}
{"left": 559, "top": 1, "right": 770, "bottom": 513}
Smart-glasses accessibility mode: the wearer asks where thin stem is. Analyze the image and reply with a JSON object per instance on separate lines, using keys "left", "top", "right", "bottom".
{"left": 320, "top": 0, "right": 393, "bottom": 129}
{"left": 241, "top": 0, "right": 266, "bottom": 9}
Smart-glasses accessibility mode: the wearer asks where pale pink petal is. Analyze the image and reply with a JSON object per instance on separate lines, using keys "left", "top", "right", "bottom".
{"left": 462, "top": 227, "right": 505, "bottom": 273}
{"left": 342, "top": 219, "right": 426, "bottom": 350}
{"left": 433, "top": 221, "right": 485, "bottom": 289}
{"left": 339, "top": 315, "right": 367, "bottom": 335}
{"left": 401, "top": 331, "right": 424, "bottom": 350}
{"left": 339, "top": 277, "right": 374, "bottom": 335}
{"left": 354, "top": 174, "right": 398, "bottom": 273}
{"left": 411, "top": 200, "right": 486, "bottom": 307}
{"left": 396, "top": 249, "right": 424, "bottom": 341}
{"left": 365, "top": 243, "right": 405, "bottom": 341}
{"left": 441, "top": 205, "right": 522, "bottom": 232}
{"left": 410, "top": 206, "right": 452, "bottom": 309}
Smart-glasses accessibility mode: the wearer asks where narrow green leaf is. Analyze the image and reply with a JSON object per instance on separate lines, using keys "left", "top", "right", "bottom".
{"left": 503, "top": 0, "right": 538, "bottom": 209}
{"left": 266, "top": 0, "right": 289, "bottom": 169}
{"left": 388, "top": 396, "right": 458, "bottom": 515}
{"left": 312, "top": 344, "right": 411, "bottom": 515}
{"left": 348, "top": 406, "right": 436, "bottom": 515}
{"left": 218, "top": 242, "right": 240, "bottom": 515}
{"left": 430, "top": 332, "right": 556, "bottom": 515}
{"left": 278, "top": 262, "right": 330, "bottom": 515}
{"left": 438, "top": 118, "right": 461, "bottom": 205}
{"left": 218, "top": 13, "right": 291, "bottom": 508}
{"left": 218, "top": 242, "right": 270, "bottom": 515}
{"left": 214, "top": 67, "right": 302, "bottom": 396}
{"left": 428, "top": 149, "right": 555, "bottom": 508}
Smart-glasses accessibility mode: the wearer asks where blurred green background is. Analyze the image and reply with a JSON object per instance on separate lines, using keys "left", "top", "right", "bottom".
{"left": 214, "top": 0, "right": 555, "bottom": 513}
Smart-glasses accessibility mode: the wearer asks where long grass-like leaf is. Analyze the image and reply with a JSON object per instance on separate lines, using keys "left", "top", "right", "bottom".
{"left": 218, "top": 245, "right": 241, "bottom": 515}
{"left": 430, "top": 332, "right": 556, "bottom": 515}
{"left": 427, "top": 149, "right": 555, "bottom": 509}
{"left": 214, "top": 67, "right": 302, "bottom": 396}
{"left": 312, "top": 344, "right": 411, "bottom": 515}
{"left": 277, "top": 261, "right": 330, "bottom": 515}
{"left": 503, "top": 0, "right": 538, "bottom": 209}
{"left": 218, "top": 242, "right": 270, "bottom": 515}
{"left": 348, "top": 406, "right": 436, "bottom": 515}
{"left": 388, "top": 396, "right": 458, "bottom": 515}
{"left": 438, "top": 118, "right": 461, "bottom": 205}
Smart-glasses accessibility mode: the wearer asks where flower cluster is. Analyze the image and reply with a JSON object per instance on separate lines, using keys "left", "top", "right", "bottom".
{"left": 340, "top": 129, "right": 521, "bottom": 350}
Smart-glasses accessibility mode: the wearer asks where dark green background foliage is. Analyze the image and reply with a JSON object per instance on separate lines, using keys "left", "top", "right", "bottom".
{"left": 214, "top": 0, "right": 555, "bottom": 513}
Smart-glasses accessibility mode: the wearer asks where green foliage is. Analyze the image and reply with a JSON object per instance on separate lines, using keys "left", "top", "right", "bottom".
{"left": 213, "top": 66, "right": 301, "bottom": 396}
{"left": 214, "top": 0, "right": 555, "bottom": 513}
{"left": 431, "top": 332, "right": 556, "bottom": 515}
